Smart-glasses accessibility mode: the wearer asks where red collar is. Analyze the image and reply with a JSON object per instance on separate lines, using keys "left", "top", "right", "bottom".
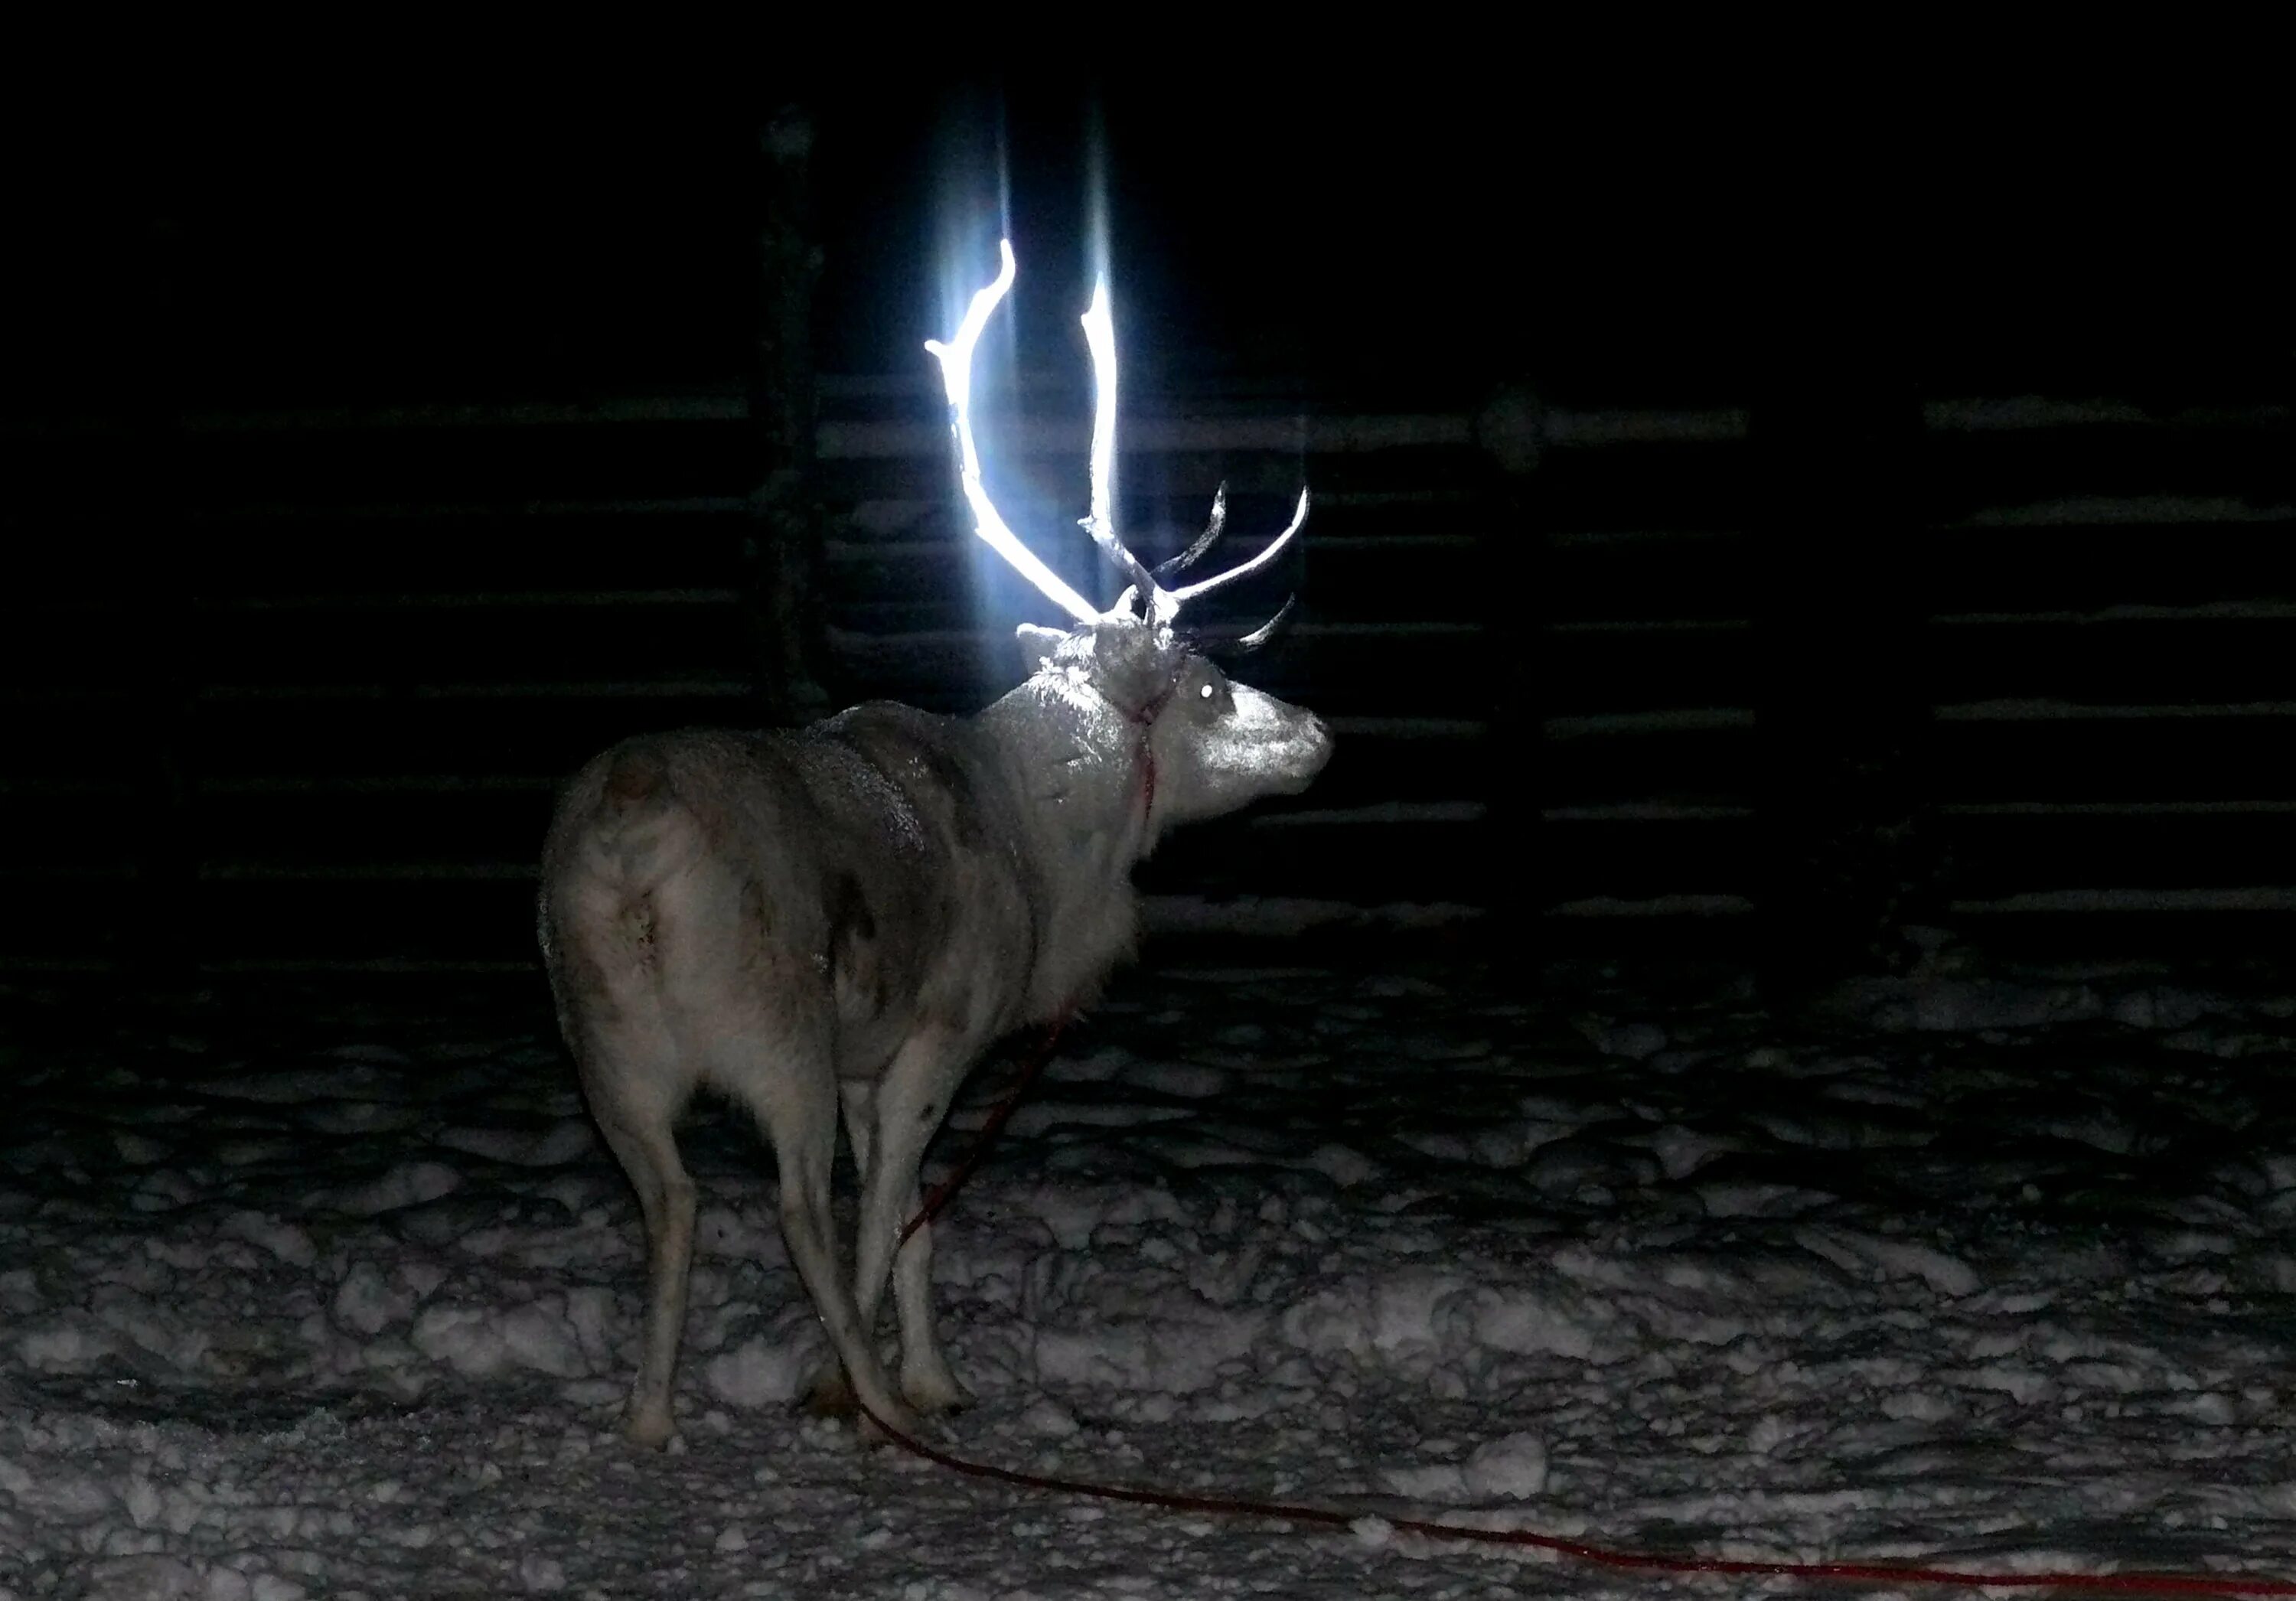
{"left": 1122, "top": 667, "right": 1188, "bottom": 828}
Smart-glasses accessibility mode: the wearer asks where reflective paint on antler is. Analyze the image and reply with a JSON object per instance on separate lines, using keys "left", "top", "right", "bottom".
{"left": 1078, "top": 279, "right": 1163, "bottom": 621}
{"left": 925, "top": 240, "right": 1101, "bottom": 625}
{"left": 1166, "top": 486, "right": 1311, "bottom": 605}
{"left": 928, "top": 240, "right": 1309, "bottom": 634}
{"left": 1079, "top": 279, "right": 1118, "bottom": 553}
{"left": 1153, "top": 483, "right": 1228, "bottom": 580}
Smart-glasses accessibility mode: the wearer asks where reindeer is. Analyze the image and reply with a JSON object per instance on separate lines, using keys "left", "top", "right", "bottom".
{"left": 539, "top": 241, "right": 1331, "bottom": 1446}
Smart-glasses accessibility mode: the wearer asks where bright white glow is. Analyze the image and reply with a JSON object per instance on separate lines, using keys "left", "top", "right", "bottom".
{"left": 925, "top": 241, "right": 1101, "bottom": 625}
{"left": 925, "top": 236, "right": 1308, "bottom": 637}
{"left": 1079, "top": 279, "right": 1169, "bottom": 624}
{"left": 1080, "top": 279, "right": 1118, "bottom": 562}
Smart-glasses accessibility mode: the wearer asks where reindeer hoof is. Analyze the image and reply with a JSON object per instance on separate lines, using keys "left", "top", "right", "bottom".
{"left": 625, "top": 1407, "right": 674, "bottom": 1450}
{"left": 804, "top": 1376, "right": 925, "bottom": 1440}
{"left": 857, "top": 1399, "right": 925, "bottom": 1444}
{"left": 902, "top": 1369, "right": 972, "bottom": 1417}
{"left": 801, "top": 1367, "right": 858, "bottom": 1419}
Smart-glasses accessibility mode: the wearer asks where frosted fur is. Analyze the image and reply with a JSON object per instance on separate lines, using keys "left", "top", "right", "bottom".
{"left": 542, "top": 236, "right": 1329, "bottom": 1449}
{"left": 538, "top": 610, "right": 1329, "bottom": 1446}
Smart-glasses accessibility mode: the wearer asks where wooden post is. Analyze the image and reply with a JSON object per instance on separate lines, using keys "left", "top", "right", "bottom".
{"left": 127, "top": 207, "right": 198, "bottom": 982}
{"left": 1750, "top": 344, "right": 1936, "bottom": 1003}
{"left": 1476, "top": 383, "right": 1550, "bottom": 964}
{"left": 747, "top": 106, "right": 831, "bottom": 726}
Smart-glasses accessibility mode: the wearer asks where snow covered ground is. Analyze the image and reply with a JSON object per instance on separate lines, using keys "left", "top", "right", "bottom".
{"left": 3, "top": 938, "right": 2293, "bottom": 1598}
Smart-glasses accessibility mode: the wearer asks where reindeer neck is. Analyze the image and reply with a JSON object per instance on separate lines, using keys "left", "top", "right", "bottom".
{"left": 973, "top": 673, "right": 1153, "bottom": 1013}
{"left": 975, "top": 674, "right": 1152, "bottom": 867}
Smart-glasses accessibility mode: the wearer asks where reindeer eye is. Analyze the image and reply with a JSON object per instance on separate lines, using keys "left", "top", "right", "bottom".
{"left": 1199, "top": 683, "right": 1215, "bottom": 700}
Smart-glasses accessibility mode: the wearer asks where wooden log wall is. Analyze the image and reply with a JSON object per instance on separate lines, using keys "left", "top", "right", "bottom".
{"left": 3, "top": 375, "right": 2287, "bottom": 977}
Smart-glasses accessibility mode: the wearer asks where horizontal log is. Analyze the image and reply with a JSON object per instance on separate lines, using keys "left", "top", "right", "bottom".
{"left": 1919, "top": 517, "right": 2296, "bottom": 615}
{"left": 1922, "top": 422, "right": 2291, "bottom": 520}
{"left": 1926, "top": 615, "right": 2296, "bottom": 703}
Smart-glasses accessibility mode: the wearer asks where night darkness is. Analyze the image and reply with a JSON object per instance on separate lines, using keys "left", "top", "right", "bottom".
{"left": 3, "top": 64, "right": 2294, "bottom": 1595}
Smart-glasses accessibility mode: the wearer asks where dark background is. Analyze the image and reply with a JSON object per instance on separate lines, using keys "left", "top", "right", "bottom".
{"left": 4, "top": 69, "right": 2288, "bottom": 988}
{"left": 23, "top": 74, "right": 2281, "bottom": 406}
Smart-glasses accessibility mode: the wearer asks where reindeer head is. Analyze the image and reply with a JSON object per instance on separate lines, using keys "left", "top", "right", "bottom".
{"left": 926, "top": 241, "right": 1331, "bottom": 841}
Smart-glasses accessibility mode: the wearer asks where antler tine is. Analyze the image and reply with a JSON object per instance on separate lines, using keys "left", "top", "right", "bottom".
{"left": 925, "top": 240, "right": 1101, "bottom": 626}
{"left": 1153, "top": 482, "right": 1228, "bottom": 580}
{"left": 1078, "top": 279, "right": 1160, "bottom": 618}
{"left": 1229, "top": 593, "right": 1298, "bottom": 653}
{"left": 1166, "top": 486, "right": 1311, "bottom": 605}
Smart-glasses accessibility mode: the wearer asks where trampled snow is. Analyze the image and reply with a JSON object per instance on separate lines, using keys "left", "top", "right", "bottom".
{"left": 2, "top": 945, "right": 2291, "bottom": 1596}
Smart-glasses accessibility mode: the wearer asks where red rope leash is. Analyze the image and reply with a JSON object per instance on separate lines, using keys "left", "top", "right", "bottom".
{"left": 1123, "top": 669, "right": 1183, "bottom": 830}
{"left": 879, "top": 998, "right": 2288, "bottom": 1594}
{"left": 856, "top": 1397, "right": 2291, "bottom": 1595}
{"left": 896, "top": 1012, "right": 1071, "bottom": 1250}
{"left": 895, "top": 670, "right": 1173, "bottom": 1250}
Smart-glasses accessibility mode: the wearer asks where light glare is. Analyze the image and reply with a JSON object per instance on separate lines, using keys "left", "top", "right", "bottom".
{"left": 925, "top": 241, "right": 1101, "bottom": 624}
{"left": 927, "top": 239, "right": 1307, "bottom": 640}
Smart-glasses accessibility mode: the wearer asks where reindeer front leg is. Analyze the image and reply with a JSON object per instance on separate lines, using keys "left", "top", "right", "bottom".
{"left": 850, "top": 1026, "right": 980, "bottom": 1415}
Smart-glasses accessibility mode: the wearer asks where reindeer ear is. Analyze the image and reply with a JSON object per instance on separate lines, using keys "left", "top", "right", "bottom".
{"left": 1016, "top": 622, "right": 1067, "bottom": 671}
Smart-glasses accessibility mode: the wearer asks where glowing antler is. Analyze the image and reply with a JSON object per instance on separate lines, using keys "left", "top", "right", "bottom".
{"left": 928, "top": 240, "right": 1309, "bottom": 634}
{"left": 1164, "top": 487, "right": 1309, "bottom": 607}
{"left": 1078, "top": 279, "right": 1163, "bottom": 621}
{"left": 925, "top": 240, "right": 1100, "bottom": 625}
{"left": 1153, "top": 484, "right": 1227, "bottom": 581}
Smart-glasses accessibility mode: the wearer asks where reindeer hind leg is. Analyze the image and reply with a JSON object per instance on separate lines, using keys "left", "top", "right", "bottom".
{"left": 571, "top": 1007, "right": 696, "bottom": 1450}
{"left": 795, "top": 1077, "right": 882, "bottom": 1417}
{"left": 713, "top": 1025, "right": 922, "bottom": 1438}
